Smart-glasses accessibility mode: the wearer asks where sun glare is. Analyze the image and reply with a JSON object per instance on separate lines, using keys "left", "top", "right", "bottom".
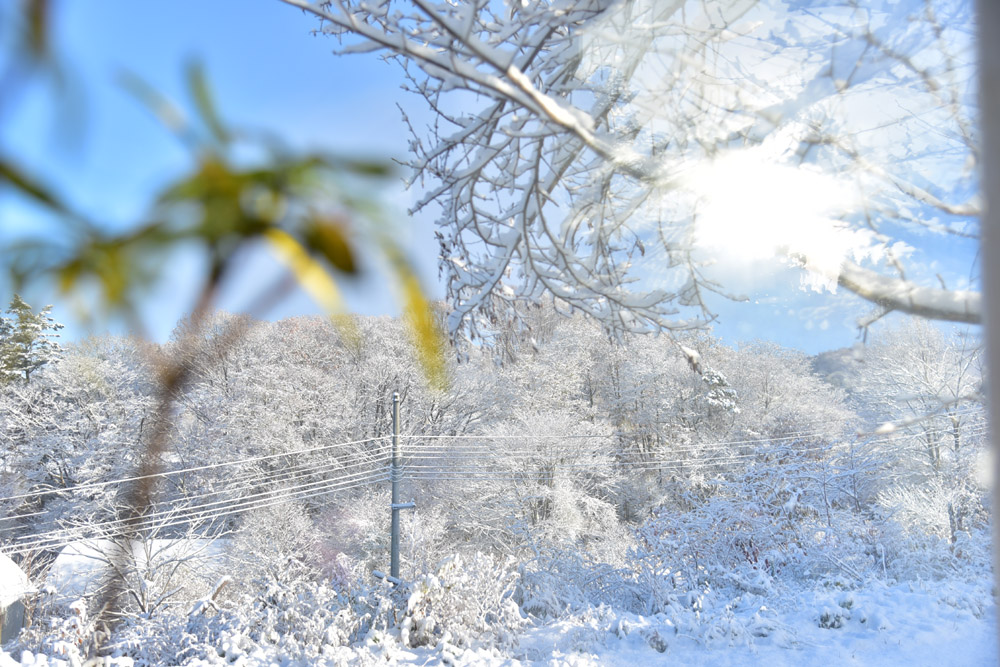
{"left": 687, "top": 149, "right": 874, "bottom": 292}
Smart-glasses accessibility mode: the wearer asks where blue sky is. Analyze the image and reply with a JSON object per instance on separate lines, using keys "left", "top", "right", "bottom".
{"left": 1, "top": 0, "right": 442, "bottom": 342}
{"left": 0, "top": 1, "right": 979, "bottom": 354}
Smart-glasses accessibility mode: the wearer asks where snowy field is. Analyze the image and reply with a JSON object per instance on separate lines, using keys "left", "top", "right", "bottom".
{"left": 404, "top": 592, "right": 998, "bottom": 667}
{"left": 511, "top": 581, "right": 998, "bottom": 667}
{"left": 3, "top": 577, "right": 992, "bottom": 666}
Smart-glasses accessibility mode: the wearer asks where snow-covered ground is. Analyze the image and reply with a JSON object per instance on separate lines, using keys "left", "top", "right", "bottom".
{"left": 320, "top": 579, "right": 996, "bottom": 667}
{"left": 514, "top": 581, "right": 997, "bottom": 667}
{"left": 6, "top": 577, "right": 990, "bottom": 666}
{"left": 45, "top": 539, "right": 229, "bottom": 603}
{"left": 355, "top": 582, "right": 998, "bottom": 667}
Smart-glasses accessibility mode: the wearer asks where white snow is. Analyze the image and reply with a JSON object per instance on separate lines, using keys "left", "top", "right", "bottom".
{"left": 7, "top": 576, "right": 988, "bottom": 666}
{"left": 0, "top": 553, "right": 30, "bottom": 609}
{"left": 46, "top": 539, "right": 228, "bottom": 603}
{"left": 511, "top": 581, "right": 996, "bottom": 667}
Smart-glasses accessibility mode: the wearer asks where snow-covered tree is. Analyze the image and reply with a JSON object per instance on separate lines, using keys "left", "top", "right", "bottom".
{"left": 852, "top": 321, "right": 986, "bottom": 548}
{"left": 0, "top": 336, "right": 157, "bottom": 537}
{"left": 855, "top": 321, "right": 983, "bottom": 474}
{"left": 288, "top": 0, "right": 978, "bottom": 342}
{"left": 722, "top": 341, "right": 854, "bottom": 442}
{"left": 0, "top": 294, "right": 63, "bottom": 383}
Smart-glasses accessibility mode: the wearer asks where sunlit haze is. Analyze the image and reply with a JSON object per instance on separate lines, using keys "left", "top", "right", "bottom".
{"left": 687, "top": 147, "right": 886, "bottom": 294}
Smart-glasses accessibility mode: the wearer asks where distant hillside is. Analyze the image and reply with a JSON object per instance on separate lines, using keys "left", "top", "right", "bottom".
{"left": 810, "top": 345, "right": 865, "bottom": 392}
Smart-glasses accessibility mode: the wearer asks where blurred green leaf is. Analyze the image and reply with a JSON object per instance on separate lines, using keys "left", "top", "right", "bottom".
{"left": 304, "top": 218, "right": 357, "bottom": 274}
{"left": 0, "top": 157, "right": 71, "bottom": 216}
{"left": 342, "top": 159, "right": 393, "bottom": 177}
{"left": 186, "top": 60, "right": 230, "bottom": 147}
{"left": 3, "top": 59, "right": 444, "bottom": 382}
{"left": 119, "top": 70, "right": 189, "bottom": 138}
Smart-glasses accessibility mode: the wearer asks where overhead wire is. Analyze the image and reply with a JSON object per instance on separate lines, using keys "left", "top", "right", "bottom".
{"left": 2, "top": 441, "right": 396, "bottom": 552}
{"left": 7, "top": 458, "right": 391, "bottom": 545}
{"left": 0, "top": 434, "right": 391, "bottom": 505}
{"left": 399, "top": 422, "right": 989, "bottom": 461}
{"left": 402, "top": 442, "right": 844, "bottom": 478}
{"left": 2, "top": 476, "right": 387, "bottom": 557}
{"left": 0, "top": 444, "right": 394, "bottom": 530}
{"left": 399, "top": 423, "right": 990, "bottom": 480}
{"left": 135, "top": 443, "right": 394, "bottom": 511}
{"left": 0, "top": 444, "right": 394, "bottom": 539}
{"left": 3, "top": 409, "right": 986, "bottom": 555}
{"left": 6, "top": 470, "right": 390, "bottom": 556}
{"left": 398, "top": 413, "right": 987, "bottom": 457}
{"left": 8, "top": 465, "right": 389, "bottom": 550}
{"left": 396, "top": 405, "right": 986, "bottom": 447}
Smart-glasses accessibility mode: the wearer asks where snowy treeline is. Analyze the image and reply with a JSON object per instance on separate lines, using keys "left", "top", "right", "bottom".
{"left": 0, "top": 312, "right": 990, "bottom": 664}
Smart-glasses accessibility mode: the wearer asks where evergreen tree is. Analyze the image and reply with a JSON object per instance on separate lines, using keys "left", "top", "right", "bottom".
{"left": 0, "top": 294, "right": 64, "bottom": 383}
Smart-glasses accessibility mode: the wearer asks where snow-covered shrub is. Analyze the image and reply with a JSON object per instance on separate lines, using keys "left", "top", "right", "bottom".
{"left": 635, "top": 493, "right": 807, "bottom": 597}
{"left": 877, "top": 476, "right": 988, "bottom": 547}
{"left": 35, "top": 599, "right": 95, "bottom": 663}
{"left": 532, "top": 480, "right": 627, "bottom": 555}
{"left": 14, "top": 597, "right": 136, "bottom": 666}
{"left": 225, "top": 501, "right": 320, "bottom": 598}
{"left": 873, "top": 516, "right": 991, "bottom": 582}
{"left": 516, "top": 547, "right": 647, "bottom": 617}
{"left": 250, "top": 576, "right": 358, "bottom": 650}
{"left": 399, "top": 505, "right": 454, "bottom": 573}
{"left": 177, "top": 573, "right": 384, "bottom": 665}
{"left": 399, "top": 553, "right": 523, "bottom": 649}
{"left": 315, "top": 488, "right": 391, "bottom": 574}
{"left": 816, "top": 593, "right": 855, "bottom": 629}
{"left": 177, "top": 553, "right": 524, "bottom": 663}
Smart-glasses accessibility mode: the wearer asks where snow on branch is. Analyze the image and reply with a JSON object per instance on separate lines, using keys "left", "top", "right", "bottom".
{"left": 291, "top": 0, "right": 979, "bottom": 342}
{"left": 838, "top": 261, "right": 980, "bottom": 325}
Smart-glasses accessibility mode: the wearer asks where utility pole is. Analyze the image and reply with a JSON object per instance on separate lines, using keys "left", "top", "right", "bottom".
{"left": 390, "top": 391, "right": 401, "bottom": 579}
{"left": 373, "top": 391, "right": 414, "bottom": 585}
{"left": 373, "top": 391, "right": 413, "bottom": 586}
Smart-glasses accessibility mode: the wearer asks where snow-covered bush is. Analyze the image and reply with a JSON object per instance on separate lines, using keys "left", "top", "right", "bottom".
{"left": 176, "top": 572, "right": 388, "bottom": 665}
{"left": 399, "top": 553, "right": 523, "bottom": 649}
{"left": 176, "top": 552, "right": 524, "bottom": 663}
{"left": 315, "top": 488, "right": 391, "bottom": 575}
{"left": 516, "top": 547, "right": 645, "bottom": 617}
{"left": 227, "top": 500, "right": 321, "bottom": 591}
{"left": 30, "top": 599, "right": 99, "bottom": 664}
{"left": 635, "top": 493, "right": 808, "bottom": 597}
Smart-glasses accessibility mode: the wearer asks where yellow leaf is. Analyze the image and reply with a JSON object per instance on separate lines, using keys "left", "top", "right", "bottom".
{"left": 385, "top": 246, "right": 447, "bottom": 390}
{"left": 304, "top": 219, "right": 357, "bottom": 274}
{"left": 263, "top": 228, "right": 359, "bottom": 346}
{"left": 56, "top": 260, "right": 81, "bottom": 293}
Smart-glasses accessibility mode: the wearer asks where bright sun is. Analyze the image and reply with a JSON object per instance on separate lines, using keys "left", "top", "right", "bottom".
{"left": 686, "top": 148, "right": 876, "bottom": 292}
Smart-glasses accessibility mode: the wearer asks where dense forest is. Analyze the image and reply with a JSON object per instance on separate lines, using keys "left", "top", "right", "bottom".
{"left": 0, "top": 307, "right": 989, "bottom": 664}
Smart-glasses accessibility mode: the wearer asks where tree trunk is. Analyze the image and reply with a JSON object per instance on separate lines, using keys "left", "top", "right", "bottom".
{"left": 975, "top": 0, "right": 1000, "bottom": 653}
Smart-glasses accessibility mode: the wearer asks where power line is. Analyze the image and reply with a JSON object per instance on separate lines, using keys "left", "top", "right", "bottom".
{"left": 0, "top": 434, "right": 391, "bottom": 505}
{"left": 136, "top": 444, "right": 394, "bottom": 511}
{"left": 399, "top": 422, "right": 989, "bottom": 460}
{"left": 6, "top": 470, "right": 390, "bottom": 556}
{"left": 396, "top": 406, "right": 986, "bottom": 447}
{"left": 0, "top": 444, "right": 394, "bottom": 530}
{"left": 398, "top": 426, "right": 990, "bottom": 480}
{"left": 401, "top": 441, "right": 848, "bottom": 477}
{"left": 9, "top": 420, "right": 982, "bottom": 545}
{"left": 0, "top": 445, "right": 394, "bottom": 538}
{"left": 9, "top": 463, "right": 390, "bottom": 549}
{"left": 4, "top": 409, "right": 985, "bottom": 557}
